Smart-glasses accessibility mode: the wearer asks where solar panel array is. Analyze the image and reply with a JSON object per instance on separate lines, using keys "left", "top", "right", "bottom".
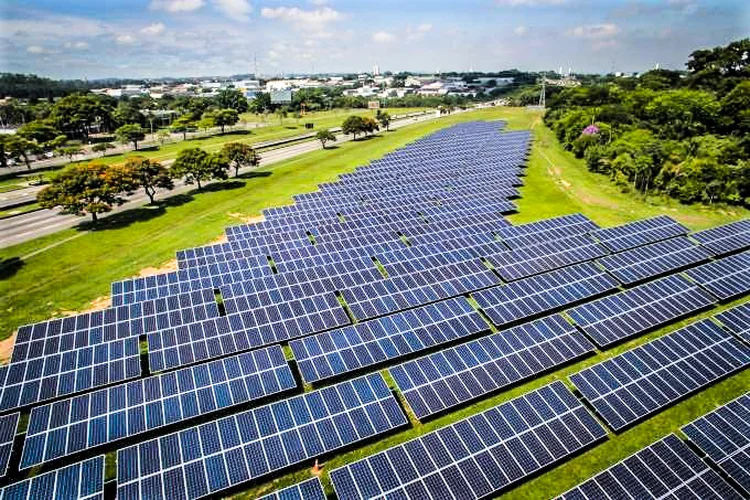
{"left": 330, "top": 381, "right": 607, "bottom": 500}
{"left": 596, "top": 236, "right": 712, "bottom": 285}
{"left": 716, "top": 302, "right": 750, "bottom": 343}
{"left": 691, "top": 219, "right": 750, "bottom": 256}
{"left": 7, "top": 120, "right": 750, "bottom": 500}
{"left": 390, "top": 315, "right": 595, "bottom": 419}
{"left": 590, "top": 215, "right": 689, "bottom": 253}
{"left": 570, "top": 319, "right": 750, "bottom": 431}
{"left": 682, "top": 392, "right": 750, "bottom": 495}
{"left": 560, "top": 434, "right": 743, "bottom": 500}
{"left": 685, "top": 251, "right": 750, "bottom": 301}
{"left": 566, "top": 274, "right": 716, "bottom": 347}
{"left": 20, "top": 346, "right": 293, "bottom": 469}
{"left": 291, "top": 298, "right": 488, "bottom": 384}
{"left": 116, "top": 373, "right": 407, "bottom": 500}
{"left": 473, "top": 262, "right": 619, "bottom": 328}
{"left": 0, "top": 456, "right": 104, "bottom": 500}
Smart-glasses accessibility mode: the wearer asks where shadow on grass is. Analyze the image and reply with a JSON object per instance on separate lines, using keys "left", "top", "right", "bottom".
{"left": 0, "top": 257, "right": 24, "bottom": 280}
{"left": 237, "top": 171, "right": 272, "bottom": 179}
{"left": 322, "top": 145, "right": 341, "bottom": 150}
{"left": 134, "top": 146, "right": 159, "bottom": 152}
{"left": 188, "top": 180, "right": 246, "bottom": 194}
{"left": 223, "top": 130, "right": 251, "bottom": 136}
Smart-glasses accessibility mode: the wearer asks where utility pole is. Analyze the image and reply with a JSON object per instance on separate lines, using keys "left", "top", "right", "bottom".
{"left": 538, "top": 71, "right": 546, "bottom": 108}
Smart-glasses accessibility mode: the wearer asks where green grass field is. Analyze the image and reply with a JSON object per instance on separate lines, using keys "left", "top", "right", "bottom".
{"left": 0, "top": 106, "right": 748, "bottom": 499}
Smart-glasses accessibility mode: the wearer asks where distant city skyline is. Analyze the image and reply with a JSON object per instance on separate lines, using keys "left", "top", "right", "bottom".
{"left": 1, "top": 0, "right": 748, "bottom": 80}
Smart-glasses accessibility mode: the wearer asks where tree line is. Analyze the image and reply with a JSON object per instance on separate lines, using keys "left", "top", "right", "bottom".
{"left": 544, "top": 38, "right": 750, "bottom": 206}
{"left": 37, "top": 142, "right": 260, "bottom": 222}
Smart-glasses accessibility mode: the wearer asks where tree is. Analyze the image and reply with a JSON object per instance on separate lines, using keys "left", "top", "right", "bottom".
{"left": 214, "top": 89, "right": 249, "bottom": 113}
{"left": 375, "top": 110, "right": 391, "bottom": 131}
{"left": 293, "top": 111, "right": 302, "bottom": 124}
{"left": 37, "top": 163, "right": 137, "bottom": 223}
{"left": 56, "top": 145, "right": 83, "bottom": 162}
{"left": 115, "top": 124, "right": 146, "bottom": 150}
{"left": 171, "top": 148, "right": 229, "bottom": 190}
{"left": 196, "top": 116, "right": 215, "bottom": 134}
{"left": 92, "top": 142, "right": 115, "bottom": 156}
{"left": 205, "top": 108, "right": 239, "bottom": 134}
{"left": 220, "top": 142, "right": 260, "bottom": 177}
{"left": 123, "top": 156, "right": 175, "bottom": 204}
{"left": 361, "top": 116, "right": 380, "bottom": 136}
{"left": 5, "top": 136, "right": 40, "bottom": 169}
{"left": 316, "top": 129, "right": 337, "bottom": 149}
{"left": 171, "top": 115, "right": 195, "bottom": 140}
{"left": 342, "top": 115, "right": 365, "bottom": 140}
{"left": 17, "top": 120, "right": 61, "bottom": 145}
{"left": 157, "top": 129, "right": 171, "bottom": 145}
{"left": 275, "top": 108, "right": 288, "bottom": 124}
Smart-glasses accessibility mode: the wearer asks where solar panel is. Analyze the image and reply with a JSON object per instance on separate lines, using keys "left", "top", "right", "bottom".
{"left": 682, "top": 392, "right": 750, "bottom": 495}
{"left": 0, "top": 456, "right": 104, "bottom": 500}
{"left": 715, "top": 302, "right": 750, "bottom": 343}
{"left": 566, "top": 274, "right": 716, "bottom": 347}
{"left": 148, "top": 290, "right": 349, "bottom": 372}
{"left": 590, "top": 215, "right": 689, "bottom": 253}
{"left": 685, "top": 251, "right": 750, "bottom": 301}
{"left": 290, "top": 298, "right": 488, "bottom": 384}
{"left": 570, "top": 319, "right": 750, "bottom": 431}
{"left": 0, "top": 337, "right": 141, "bottom": 412}
{"left": 559, "top": 434, "right": 743, "bottom": 500}
{"left": 257, "top": 477, "right": 326, "bottom": 500}
{"left": 496, "top": 214, "right": 599, "bottom": 249}
{"left": 691, "top": 219, "right": 750, "bottom": 256}
{"left": 0, "top": 413, "right": 19, "bottom": 478}
{"left": 340, "top": 260, "right": 500, "bottom": 321}
{"left": 390, "top": 314, "right": 595, "bottom": 420}
{"left": 596, "top": 237, "right": 712, "bottom": 285}
{"left": 473, "top": 262, "right": 619, "bottom": 328}
{"left": 487, "top": 234, "right": 607, "bottom": 282}
{"left": 20, "top": 345, "right": 294, "bottom": 469}
{"left": 330, "top": 381, "right": 606, "bottom": 500}
{"left": 116, "top": 373, "right": 407, "bottom": 500}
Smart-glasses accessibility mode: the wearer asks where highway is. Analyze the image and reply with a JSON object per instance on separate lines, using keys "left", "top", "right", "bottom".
{"left": 0, "top": 110, "right": 457, "bottom": 248}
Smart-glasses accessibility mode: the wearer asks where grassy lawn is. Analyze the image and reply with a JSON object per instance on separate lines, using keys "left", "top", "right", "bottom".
{"left": 0, "top": 202, "right": 41, "bottom": 219}
{"left": 1, "top": 107, "right": 747, "bottom": 499}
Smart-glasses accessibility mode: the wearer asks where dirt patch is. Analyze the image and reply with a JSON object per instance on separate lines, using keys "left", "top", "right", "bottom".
{"left": 136, "top": 259, "right": 178, "bottom": 278}
{"left": 211, "top": 233, "right": 229, "bottom": 245}
{"left": 228, "top": 212, "right": 266, "bottom": 225}
{"left": 0, "top": 333, "right": 16, "bottom": 365}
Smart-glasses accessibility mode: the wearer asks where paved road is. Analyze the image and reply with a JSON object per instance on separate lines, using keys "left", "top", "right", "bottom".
{"left": 0, "top": 110, "right": 456, "bottom": 249}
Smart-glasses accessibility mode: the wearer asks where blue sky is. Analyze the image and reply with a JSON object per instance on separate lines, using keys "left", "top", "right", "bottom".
{"left": 1, "top": 0, "right": 748, "bottom": 79}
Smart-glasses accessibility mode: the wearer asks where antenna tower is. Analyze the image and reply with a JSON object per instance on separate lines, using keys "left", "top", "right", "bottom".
{"left": 538, "top": 72, "right": 546, "bottom": 108}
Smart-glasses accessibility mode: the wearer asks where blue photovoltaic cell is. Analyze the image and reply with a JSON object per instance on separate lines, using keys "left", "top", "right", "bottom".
{"left": 596, "top": 237, "right": 712, "bottom": 285}
{"left": 390, "top": 314, "right": 595, "bottom": 419}
{"left": 691, "top": 219, "right": 750, "bottom": 256}
{"left": 330, "top": 381, "right": 606, "bottom": 500}
{"left": 589, "top": 215, "right": 689, "bottom": 253}
{"left": 473, "top": 262, "right": 619, "bottom": 328}
{"left": 0, "top": 337, "right": 141, "bottom": 412}
{"left": 0, "top": 413, "right": 19, "bottom": 477}
{"left": 257, "top": 477, "right": 326, "bottom": 500}
{"left": 715, "top": 302, "right": 750, "bottom": 343}
{"left": 566, "top": 274, "right": 715, "bottom": 347}
{"left": 496, "top": 214, "right": 599, "bottom": 250}
{"left": 290, "top": 298, "right": 488, "bottom": 384}
{"left": 684, "top": 251, "right": 750, "bottom": 301}
{"left": 116, "top": 373, "right": 407, "bottom": 500}
{"left": 20, "top": 346, "right": 294, "bottom": 469}
{"left": 0, "top": 456, "right": 104, "bottom": 500}
{"left": 560, "top": 434, "right": 743, "bottom": 500}
{"left": 570, "top": 319, "right": 750, "bottom": 431}
{"left": 682, "top": 392, "right": 750, "bottom": 495}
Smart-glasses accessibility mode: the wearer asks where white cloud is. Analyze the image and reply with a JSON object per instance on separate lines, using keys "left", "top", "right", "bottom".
{"left": 567, "top": 23, "right": 620, "bottom": 38}
{"left": 261, "top": 6, "right": 342, "bottom": 25}
{"left": 372, "top": 31, "right": 396, "bottom": 43}
{"left": 63, "top": 41, "right": 90, "bottom": 49}
{"left": 27, "top": 45, "right": 49, "bottom": 54}
{"left": 213, "top": 0, "right": 252, "bottom": 20}
{"left": 141, "top": 22, "right": 166, "bottom": 35}
{"left": 310, "top": 0, "right": 327, "bottom": 4}
{"left": 496, "top": 0, "right": 566, "bottom": 5}
{"left": 417, "top": 23, "right": 433, "bottom": 33}
{"left": 514, "top": 25, "right": 528, "bottom": 35}
{"left": 149, "top": 0, "right": 205, "bottom": 12}
{"left": 116, "top": 34, "right": 136, "bottom": 45}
